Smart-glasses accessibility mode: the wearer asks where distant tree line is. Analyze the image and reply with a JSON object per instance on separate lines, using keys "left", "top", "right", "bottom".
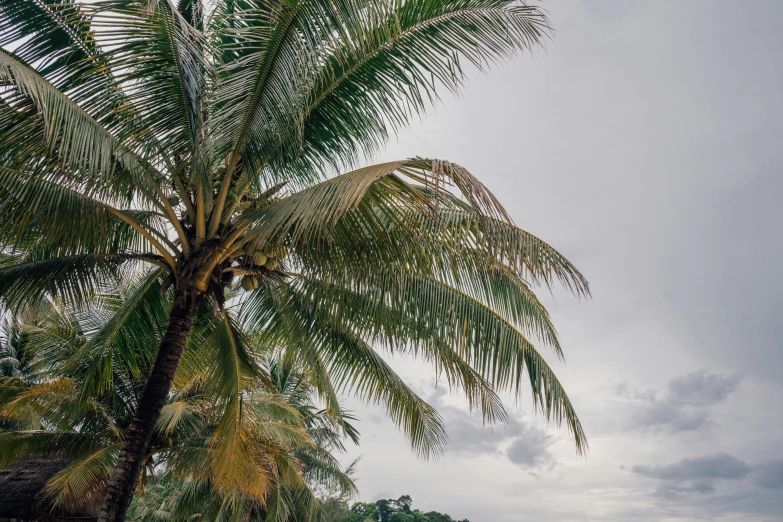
{"left": 321, "top": 495, "right": 469, "bottom": 522}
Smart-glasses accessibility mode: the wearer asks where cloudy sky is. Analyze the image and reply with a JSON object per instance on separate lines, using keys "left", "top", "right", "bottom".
{"left": 336, "top": 1, "right": 783, "bottom": 521}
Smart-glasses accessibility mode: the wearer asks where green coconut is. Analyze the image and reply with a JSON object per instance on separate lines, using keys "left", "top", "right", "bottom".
{"left": 264, "top": 258, "right": 278, "bottom": 271}
{"left": 240, "top": 275, "right": 257, "bottom": 291}
{"left": 253, "top": 252, "right": 268, "bottom": 266}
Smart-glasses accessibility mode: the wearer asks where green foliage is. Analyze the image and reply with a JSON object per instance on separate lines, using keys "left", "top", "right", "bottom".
{"left": 320, "top": 495, "right": 467, "bottom": 522}
{"left": 0, "top": 299, "right": 357, "bottom": 520}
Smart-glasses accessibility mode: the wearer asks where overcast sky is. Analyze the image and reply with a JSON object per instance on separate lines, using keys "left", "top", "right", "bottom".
{"left": 336, "top": 2, "right": 783, "bottom": 521}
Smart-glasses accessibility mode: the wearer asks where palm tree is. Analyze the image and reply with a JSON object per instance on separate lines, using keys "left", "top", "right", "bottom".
{"left": 0, "top": 1, "right": 589, "bottom": 521}
{"left": 0, "top": 288, "right": 357, "bottom": 520}
{"left": 126, "top": 360, "right": 360, "bottom": 522}
{"left": 0, "top": 314, "right": 30, "bottom": 380}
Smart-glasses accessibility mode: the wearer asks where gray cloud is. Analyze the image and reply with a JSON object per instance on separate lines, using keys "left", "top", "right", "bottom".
{"left": 620, "top": 371, "right": 740, "bottom": 432}
{"left": 628, "top": 453, "right": 783, "bottom": 505}
{"left": 752, "top": 461, "right": 783, "bottom": 490}
{"left": 632, "top": 453, "right": 751, "bottom": 500}
{"left": 504, "top": 425, "right": 555, "bottom": 469}
{"left": 441, "top": 407, "right": 517, "bottom": 456}
{"left": 666, "top": 372, "right": 740, "bottom": 406}
{"left": 430, "top": 389, "right": 555, "bottom": 470}
{"left": 632, "top": 453, "right": 751, "bottom": 481}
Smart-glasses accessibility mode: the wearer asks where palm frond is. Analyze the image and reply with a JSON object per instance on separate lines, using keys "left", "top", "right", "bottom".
{"left": 286, "top": 269, "right": 587, "bottom": 452}
{"left": 242, "top": 157, "right": 509, "bottom": 253}
{"left": 0, "top": 48, "right": 165, "bottom": 203}
{"left": 280, "top": 275, "right": 511, "bottom": 426}
{"left": 210, "top": 0, "right": 363, "bottom": 183}
{"left": 244, "top": 285, "right": 447, "bottom": 459}
{"left": 261, "top": 1, "right": 550, "bottom": 182}
{"left": 200, "top": 306, "right": 260, "bottom": 402}
{"left": 0, "top": 166, "right": 164, "bottom": 256}
{"left": 0, "top": 430, "right": 97, "bottom": 466}
{"left": 155, "top": 395, "right": 206, "bottom": 436}
{"left": 64, "top": 269, "right": 170, "bottom": 404}
{"left": 296, "top": 223, "right": 568, "bottom": 357}
{"left": 40, "top": 443, "right": 122, "bottom": 512}
{"left": 0, "top": 0, "right": 102, "bottom": 91}
{"left": 0, "top": 254, "right": 130, "bottom": 309}
{"left": 0, "top": 377, "right": 76, "bottom": 427}
{"left": 426, "top": 207, "right": 590, "bottom": 298}
{"left": 295, "top": 444, "right": 357, "bottom": 498}
{"left": 91, "top": 0, "right": 208, "bottom": 157}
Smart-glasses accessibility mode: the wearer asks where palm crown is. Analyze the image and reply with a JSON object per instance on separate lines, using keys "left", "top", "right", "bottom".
{"left": 0, "top": 1, "right": 588, "bottom": 521}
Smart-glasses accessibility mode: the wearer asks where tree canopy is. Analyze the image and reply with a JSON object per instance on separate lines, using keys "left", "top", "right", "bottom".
{"left": 322, "top": 495, "right": 469, "bottom": 522}
{"left": 0, "top": 1, "right": 588, "bottom": 520}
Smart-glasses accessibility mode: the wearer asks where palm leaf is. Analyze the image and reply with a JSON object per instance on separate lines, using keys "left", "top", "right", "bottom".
{"left": 210, "top": 0, "right": 362, "bottom": 182}
{"left": 64, "top": 269, "right": 170, "bottom": 404}
{"left": 155, "top": 395, "right": 207, "bottom": 436}
{"left": 0, "top": 254, "right": 130, "bottom": 309}
{"left": 0, "top": 430, "right": 97, "bottom": 466}
{"left": 289, "top": 268, "right": 586, "bottom": 452}
{"left": 0, "top": 0, "right": 102, "bottom": 92}
{"left": 90, "top": 0, "right": 208, "bottom": 157}
{"left": 0, "top": 166, "right": 164, "bottom": 256}
{"left": 262, "top": 1, "right": 550, "bottom": 182}
{"left": 40, "top": 443, "right": 122, "bottom": 512}
{"left": 244, "top": 285, "right": 447, "bottom": 458}
{"left": 241, "top": 157, "right": 509, "bottom": 253}
{"left": 0, "top": 48, "right": 165, "bottom": 203}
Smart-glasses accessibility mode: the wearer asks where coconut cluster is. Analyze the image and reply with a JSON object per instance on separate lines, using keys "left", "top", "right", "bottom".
{"left": 213, "top": 158, "right": 259, "bottom": 213}
{"left": 239, "top": 244, "right": 283, "bottom": 291}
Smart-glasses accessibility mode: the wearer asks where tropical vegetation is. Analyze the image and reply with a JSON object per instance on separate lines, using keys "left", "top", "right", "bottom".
{"left": 0, "top": 0, "right": 588, "bottom": 521}
{"left": 0, "top": 293, "right": 357, "bottom": 521}
{"left": 322, "top": 495, "right": 469, "bottom": 522}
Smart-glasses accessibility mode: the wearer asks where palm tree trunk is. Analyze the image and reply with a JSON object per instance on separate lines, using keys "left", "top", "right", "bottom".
{"left": 98, "top": 289, "right": 200, "bottom": 522}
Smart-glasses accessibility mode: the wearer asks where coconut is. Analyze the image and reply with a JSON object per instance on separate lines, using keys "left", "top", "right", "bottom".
{"left": 252, "top": 252, "right": 268, "bottom": 266}
{"left": 264, "top": 258, "right": 278, "bottom": 271}
{"left": 240, "top": 275, "right": 257, "bottom": 291}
